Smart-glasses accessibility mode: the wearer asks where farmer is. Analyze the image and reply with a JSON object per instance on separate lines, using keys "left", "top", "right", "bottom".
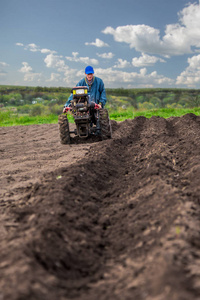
{"left": 63, "top": 66, "right": 107, "bottom": 111}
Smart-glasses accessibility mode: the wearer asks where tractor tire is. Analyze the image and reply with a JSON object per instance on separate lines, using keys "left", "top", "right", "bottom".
{"left": 99, "top": 109, "right": 112, "bottom": 140}
{"left": 58, "top": 114, "right": 71, "bottom": 144}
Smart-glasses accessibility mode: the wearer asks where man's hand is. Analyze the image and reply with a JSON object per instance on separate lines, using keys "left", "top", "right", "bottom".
{"left": 63, "top": 106, "right": 71, "bottom": 113}
{"left": 94, "top": 103, "right": 102, "bottom": 110}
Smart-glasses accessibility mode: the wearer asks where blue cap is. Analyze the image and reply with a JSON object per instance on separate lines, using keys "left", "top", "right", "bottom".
{"left": 85, "top": 66, "right": 94, "bottom": 74}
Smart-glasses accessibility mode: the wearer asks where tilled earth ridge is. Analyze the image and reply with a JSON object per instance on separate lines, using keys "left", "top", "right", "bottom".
{"left": 0, "top": 114, "right": 200, "bottom": 300}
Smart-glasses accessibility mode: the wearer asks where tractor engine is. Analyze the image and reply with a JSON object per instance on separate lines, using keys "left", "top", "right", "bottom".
{"left": 71, "top": 86, "right": 95, "bottom": 137}
{"left": 58, "top": 86, "right": 112, "bottom": 143}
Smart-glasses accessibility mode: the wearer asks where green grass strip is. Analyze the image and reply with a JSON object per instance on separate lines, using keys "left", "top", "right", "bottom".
{"left": 0, "top": 107, "right": 200, "bottom": 127}
{"left": 109, "top": 107, "right": 200, "bottom": 121}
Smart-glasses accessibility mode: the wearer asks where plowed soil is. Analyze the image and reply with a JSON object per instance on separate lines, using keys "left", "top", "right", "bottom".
{"left": 1, "top": 114, "right": 200, "bottom": 300}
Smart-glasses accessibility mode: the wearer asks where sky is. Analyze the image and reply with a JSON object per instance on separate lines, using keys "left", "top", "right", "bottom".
{"left": 1, "top": 0, "right": 200, "bottom": 89}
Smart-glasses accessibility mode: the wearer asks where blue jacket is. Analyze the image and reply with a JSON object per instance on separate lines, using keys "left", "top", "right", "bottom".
{"left": 65, "top": 76, "right": 107, "bottom": 107}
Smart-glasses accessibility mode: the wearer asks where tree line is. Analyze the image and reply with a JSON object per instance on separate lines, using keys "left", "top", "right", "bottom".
{"left": 0, "top": 85, "right": 200, "bottom": 109}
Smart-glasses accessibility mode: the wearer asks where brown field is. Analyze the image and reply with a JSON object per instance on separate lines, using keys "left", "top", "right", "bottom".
{"left": 0, "top": 114, "right": 200, "bottom": 300}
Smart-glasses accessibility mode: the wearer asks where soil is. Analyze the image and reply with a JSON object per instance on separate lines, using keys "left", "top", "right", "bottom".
{"left": 0, "top": 114, "right": 200, "bottom": 300}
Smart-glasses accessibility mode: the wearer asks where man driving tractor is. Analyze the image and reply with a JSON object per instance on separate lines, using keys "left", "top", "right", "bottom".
{"left": 63, "top": 65, "right": 107, "bottom": 112}
{"left": 59, "top": 65, "right": 111, "bottom": 144}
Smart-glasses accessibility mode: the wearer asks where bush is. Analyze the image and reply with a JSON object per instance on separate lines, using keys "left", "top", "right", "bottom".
{"left": 29, "top": 104, "right": 44, "bottom": 116}
{"left": 149, "top": 96, "right": 161, "bottom": 108}
{"left": 17, "top": 104, "right": 32, "bottom": 114}
{"left": 166, "top": 103, "right": 183, "bottom": 109}
{"left": 138, "top": 102, "right": 155, "bottom": 110}
{"left": 49, "top": 104, "right": 63, "bottom": 115}
{"left": 0, "top": 110, "right": 12, "bottom": 122}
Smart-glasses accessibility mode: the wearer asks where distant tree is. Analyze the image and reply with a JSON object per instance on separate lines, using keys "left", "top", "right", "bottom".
{"left": 166, "top": 103, "right": 183, "bottom": 109}
{"left": 156, "top": 92, "right": 168, "bottom": 108}
{"left": 136, "top": 94, "right": 149, "bottom": 104}
{"left": 2, "top": 95, "right": 10, "bottom": 106}
{"left": 190, "top": 93, "right": 200, "bottom": 107}
{"left": 24, "top": 94, "right": 34, "bottom": 104}
{"left": 149, "top": 96, "right": 161, "bottom": 108}
{"left": 127, "top": 93, "right": 138, "bottom": 109}
{"left": 138, "top": 102, "right": 154, "bottom": 110}
{"left": 17, "top": 104, "right": 31, "bottom": 114}
{"left": 49, "top": 104, "right": 63, "bottom": 115}
{"left": 180, "top": 92, "right": 200, "bottom": 108}
{"left": 163, "top": 93, "right": 176, "bottom": 106}
{"left": 29, "top": 104, "right": 43, "bottom": 116}
{"left": 57, "top": 93, "right": 69, "bottom": 105}
{"left": 35, "top": 86, "right": 43, "bottom": 93}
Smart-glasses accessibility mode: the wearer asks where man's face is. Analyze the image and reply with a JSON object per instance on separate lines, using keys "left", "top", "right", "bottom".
{"left": 86, "top": 73, "right": 94, "bottom": 81}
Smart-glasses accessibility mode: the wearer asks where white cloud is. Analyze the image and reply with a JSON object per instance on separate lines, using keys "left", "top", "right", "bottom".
{"left": 140, "top": 68, "right": 147, "bottom": 76}
{"left": 13, "top": 40, "right": 175, "bottom": 88}
{"left": 79, "top": 57, "right": 99, "bottom": 65}
{"left": 85, "top": 38, "right": 109, "bottom": 48}
{"left": 19, "top": 62, "right": 33, "bottom": 73}
{"left": 47, "top": 73, "right": 61, "bottom": 82}
{"left": 16, "top": 42, "right": 56, "bottom": 55}
{"left": 176, "top": 54, "right": 200, "bottom": 87}
{"left": 114, "top": 58, "right": 131, "bottom": 68}
{"left": 44, "top": 53, "right": 67, "bottom": 71}
{"left": 24, "top": 72, "right": 42, "bottom": 82}
{"left": 103, "top": 24, "right": 162, "bottom": 53}
{"left": 65, "top": 52, "right": 99, "bottom": 65}
{"left": 41, "top": 48, "right": 57, "bottom": 54}
{"left": 132, "top": 53, "right": 166, "bottom": 67}
{"left": 65, "top": 52, "right": 79, "bottom": 61}
{"left": 16, "top": 43, "right": 24, "bottom": 47}
{"left": 93, "top": 67, "right": 173, "bottom": 88}
{"left": 44, "top": 54, "right": 80, "bottom": 82}
{"left": 63, "top": 68, "right": 80, "bottom": 86}
{"left": 0, "top": 62, "right": 9, "bottom": 67}
{"left": 25, "top": 43, "right": 40, "bottom": 52}
{"left": 178, "top": 2, "right": 200, "bottom": 47}
{"left": 18, "top": 62, "right": 42, "bottom": 82}
{"left": 97, "top": 52, "right": 114, "bottom": 59}
{"left": 74, "top": 65, "right": 174, "bottom": 88}
{"left": 187, "top": 54, "right": 200, "bottom": 69}
{"left": 103, "top": 3, "right": 200, "bottom": 56}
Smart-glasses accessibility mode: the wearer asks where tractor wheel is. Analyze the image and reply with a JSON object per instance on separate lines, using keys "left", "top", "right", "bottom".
{"left": 99, "top": 109, "right": 112, "bottom": 140}
{"left": 58, "top": 114, "right": 71, "bottom": 144}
